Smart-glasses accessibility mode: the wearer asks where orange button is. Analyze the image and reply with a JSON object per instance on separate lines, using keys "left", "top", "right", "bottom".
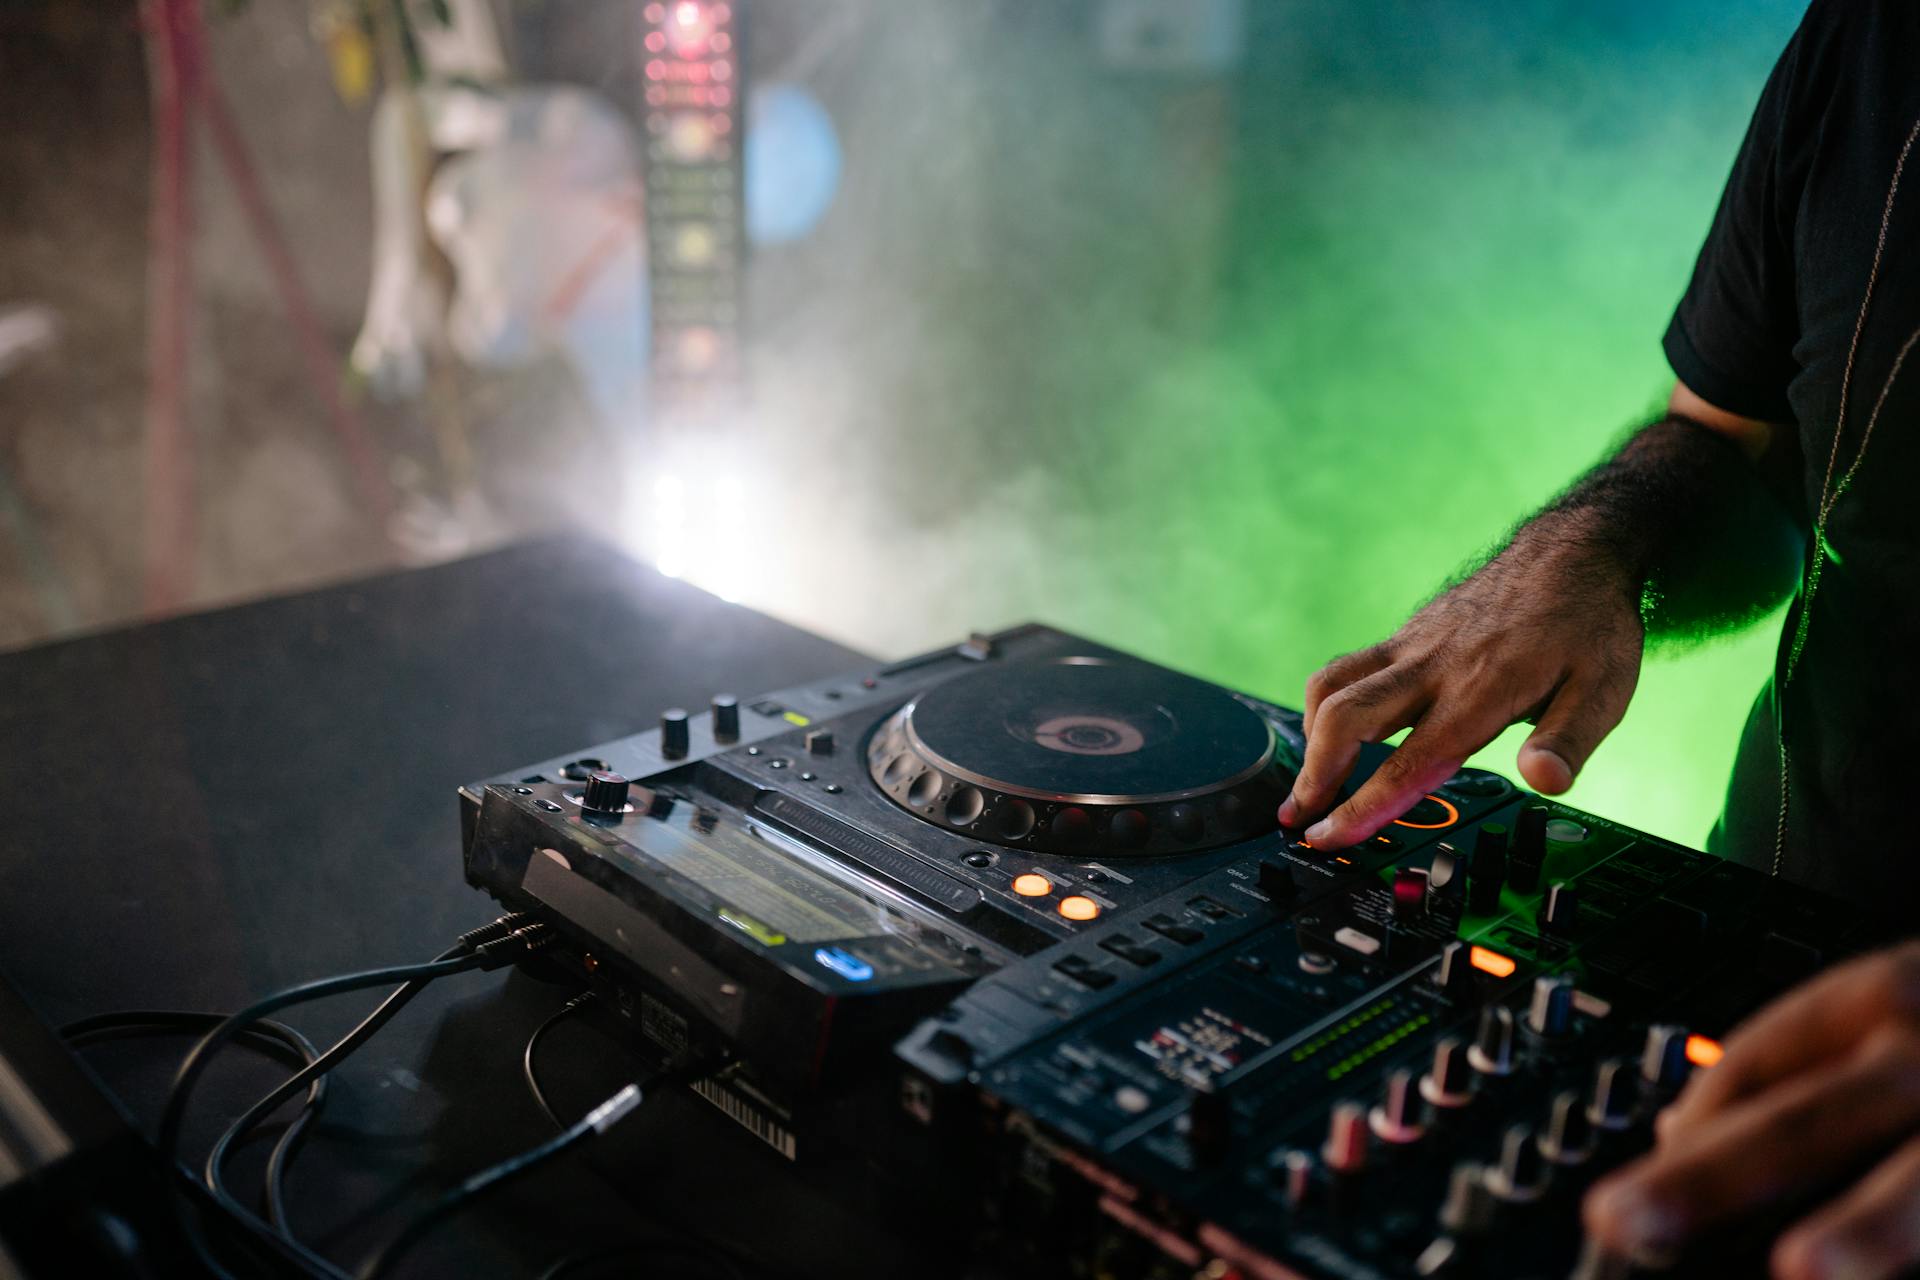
{"left": 1012, "top": 873, "right": 1052, "bottom": 897}
{"left": 1685, "top": 1034, "right": 1724, "bottom": 1068}
{"left": 1058, "top": 896, "right": 1100, "bottom": 921}
{"left": 1468, "top": 945, "right": 1517, "bottom": 978}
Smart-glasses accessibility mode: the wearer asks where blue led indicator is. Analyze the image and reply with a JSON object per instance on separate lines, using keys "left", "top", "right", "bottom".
{"left": 814, "top": 946, "right": 874, "bottom": 982}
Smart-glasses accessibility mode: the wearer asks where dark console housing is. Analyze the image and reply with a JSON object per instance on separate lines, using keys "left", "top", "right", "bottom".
{"left": 459, "top": 624, "right": 1892, "bottom": 1278}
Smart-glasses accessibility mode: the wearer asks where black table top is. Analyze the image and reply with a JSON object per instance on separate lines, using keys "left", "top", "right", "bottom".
{"left": 0, "top": 537, "right": 873, "bottom": 1277}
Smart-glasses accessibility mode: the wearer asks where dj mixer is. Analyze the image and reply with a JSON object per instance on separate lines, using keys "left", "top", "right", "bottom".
{"left": 458, "top": 624, "right": 1895, "bottom": 1278}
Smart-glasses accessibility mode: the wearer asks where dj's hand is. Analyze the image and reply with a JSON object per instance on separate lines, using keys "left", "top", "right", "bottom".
{"left": 1584, "top": 943, "right": 1920, "bottom": 1279}
{"left": 1276, "top": 531, "right": 1644, "bottom": 846}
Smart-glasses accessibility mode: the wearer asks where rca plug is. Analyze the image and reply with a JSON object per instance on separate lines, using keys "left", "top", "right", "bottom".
{"left": 455, "top": 912, "right": 537, "bottom": 953}
{"left": 474, "top": 921, "right": 558, "bottom": 969}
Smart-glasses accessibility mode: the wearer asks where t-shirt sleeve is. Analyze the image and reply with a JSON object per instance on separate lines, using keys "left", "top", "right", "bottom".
{"left": 1662, "top": 17, "right": 1814, "bottom": 424}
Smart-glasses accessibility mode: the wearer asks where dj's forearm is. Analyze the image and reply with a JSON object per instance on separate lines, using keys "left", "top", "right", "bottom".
{"left": 1286, "top": 408, "right": 1804, "bottom": 843}
{"left": 1511, "top": 415, "right": 1804, "bottom": 644}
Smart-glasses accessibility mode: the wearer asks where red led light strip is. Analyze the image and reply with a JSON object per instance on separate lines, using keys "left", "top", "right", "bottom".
{"left": 640, "top": 1, "right": 745, "bottom": 424}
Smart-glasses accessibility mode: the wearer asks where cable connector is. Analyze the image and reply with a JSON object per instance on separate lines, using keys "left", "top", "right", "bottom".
{"left": 455, "top": 912, "right": 536, "bottom": 954}
{"left": 473, "top": 922, "right": 556, "bottom": 970}
{"left": 582, "top": 1083, "right": 643, "bottom": 1134}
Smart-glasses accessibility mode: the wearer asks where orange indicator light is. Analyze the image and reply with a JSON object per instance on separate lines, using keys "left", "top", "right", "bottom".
{"left": 1391, "top": 794, "right": 1461, "bottom": 830}
{"left": 1468, "top": 945, "right": 1517, "bottom": 978}
{"left": 1012, "top": 873, "right": 1052, "bottom": 897}
{"left": 1685, "top": 1034, "right": 1724, "bottom": 1068}
{"left": 1058, "top": 896, "right": 1100, "bottom": 921}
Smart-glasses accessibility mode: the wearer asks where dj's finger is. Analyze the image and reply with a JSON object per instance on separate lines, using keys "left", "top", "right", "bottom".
{"left": 1302, "top": 708, "right": 1487, "bottom": 848}
{"left": 1772, "top": 1134, "right": 1920, "bottom": 1280}
{"left": 1584, "top": 1027, "right": 1920, "bottom": 1263}
{"left": 1660, "top": 943, "right": 1920, "bottom": 1142}
{"left": 1516, "top": 661, "right": 1637, "bottom": 795}
{"left": 1302, "top": 644, "right": 1393, "bottom": 740}
{"left": 1283, "top": 668, "right": 1426, "bottom": 829}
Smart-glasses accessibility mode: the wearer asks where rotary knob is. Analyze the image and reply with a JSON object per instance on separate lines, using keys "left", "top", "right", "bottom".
{"left": 1322, "top": 1100, "right": 1370, "bottom": 1176}
{"left": 1640, "top": 1024, "right": 1693, "bottom": 1094}
{"left": 1539, "top": 1089, "right": 1594, "bottom": 1166}
{"left": 1427, "top": 843, "right": 1465, "bottom": 908}
{"left": 711, "top": 695, "right": 741, "bottom": 742}
{"left": 1369, "top": 1067, "right": 1426, "bottom": 1145}
{"left": 1487, "top": 1124, "right": 1548, "bottom": 1203}
{"left": 661, "top": 708, "right": 691, "bottom": 758}
{"left": 1468, "top": 1005, "right": 1517, "bottom": 1077}
{"left": 1525, "top": 974, "right": 1576, "bottom": 1039}
{"left": 1420, "top": 1035, "right": 1475, "bottom": 1109}
{"left": 1541, "top": 881, "right": 1580, "bottom": 935}
{"left": 581, "top": 770, "right": 630, "bottom": 815}
{"left": 1587, "top": 1057, "right": 1639, "bottom": 1131}
{"left": 1431, "top": 941, "right": 1477, "bottom": 1004}
{"left": 1437, "top": 1160, "right": 1496, "bottom": 1236}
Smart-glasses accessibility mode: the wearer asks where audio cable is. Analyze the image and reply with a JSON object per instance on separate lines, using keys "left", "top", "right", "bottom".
{"left": 353, "top": 1082, "right": 644, "bottom": 1280}
{"left": 147, "top": 916, "right": 551, "bottom": 1280}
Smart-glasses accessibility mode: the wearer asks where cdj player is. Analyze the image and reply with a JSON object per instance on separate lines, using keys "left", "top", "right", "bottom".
{"left": 458, "top": 624, "right": 1896, "bottom": 1279}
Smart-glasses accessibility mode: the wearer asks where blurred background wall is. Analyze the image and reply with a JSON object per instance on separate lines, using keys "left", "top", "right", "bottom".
{"left": 0, "top": 0, "right": 1805, "bottom": 848}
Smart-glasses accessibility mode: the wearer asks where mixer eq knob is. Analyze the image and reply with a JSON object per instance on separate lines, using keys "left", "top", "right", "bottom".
{"left": 1430, "top": 941, "right": 1477, "bottom": 1004}
{"left": 1487, "top": 1123, "right": 1549, "bottom": 1204}
{"left": 1587, "top": 1057, "right": 1639, "bottom": 1131}
{"left": 1322, "top": 1100, "right": 1371, "bottom": 1176}
{"left": 1414, "top": 1162, "right": 1497, "bottom": 1276}
{"left": 1540, "top": 880, "right": 1581, "bottom": 935}
{"left": 1468, "top": 1005, "right": 1517, "bottom": 1076}
{"left": 1270, "top": 1147, "right": 1315, "bottom": 1208}
{"left": 1525, "top": 974, "right": 1576, "bottom": 1039}
{"left": 1539, "top": 1089, "right": 1595, "bottom": 1165}
{"left": 1426, "top": 843, "right": 1465, "bottom": 910}
{"left": 1640, "top": 1024, "right": 1693, "bottom": 1094}
{"left": 1420, "top": 1035, "right": 1475, "bottom": 1109}
{"left": 1368, "top": 1067, "right": 1427, "bottom": 1145}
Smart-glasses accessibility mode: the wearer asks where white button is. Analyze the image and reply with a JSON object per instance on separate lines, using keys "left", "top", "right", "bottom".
{"left": 1334, "top": 926, "right": 1381, "bottom": 956}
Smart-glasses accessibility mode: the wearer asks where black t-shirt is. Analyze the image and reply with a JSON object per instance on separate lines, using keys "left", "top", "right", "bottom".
{"left": 1666, "top": 0, "right": 1920, "bottom": 908}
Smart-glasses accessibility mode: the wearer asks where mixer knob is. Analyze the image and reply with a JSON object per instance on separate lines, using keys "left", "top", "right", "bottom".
{"left": 1525, "top": 974, "right": 1576, "bottom": 1039}
{"left": 711, "top": 695, "right": 741, "bottom": 742}
{"left": 661, "top": 708, "right": 691, "bottom": 758}
{"left": 1415, "top": 1162, "right": 1497, "bottom": 1277}
{"left": 580, "top": 770, "right": 631, "bottom": 816}
{"left": 1420, "top": 1035, "right": 1475, "bottom": 1109}
{"left": 1321, "top": 1100, "right": 1370, "bottom": 1175}
{"left": 1431, "top": 941, "right": 1477, "bottom": 1004}
{"left": 1488, "top": 1124, "right": 1549, "bottom": 1203}
{"left": 1512, "top": 805, "right": 1548, "bottom": 891}
{"left": 1427, "top": 844, "right": 1465, "bottom": 906}
{"left": 1468, "top": 1005, "right": 1517, "bottom": 1077}
{"left": 1539, "top": 1089, "right": 1595, "bottom": 1165}
{"left": 1587, "top": 1057, "right": 1639, "bottom": 1131}
{"left": 1392, "top": 868, "right": 1429, "bottom": 922}
{"left": 1640, "top": 1024, "right": 1693, "bottom": 1094}
{"left": 1270, "top": 1147, "right": 1315, "bottom": 1207}
{"left": 1469, "top": 824, "right": 1507, "bottom": 914}
{"left": 1541, "top": 881, "right": 1580, "bottom": 935}
{"left": 1368, "top": 1068, "right": 1427, "bottom": 1145}
{"left": 1437, "top": 1160, "right": 1497, "bottom": 1236}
